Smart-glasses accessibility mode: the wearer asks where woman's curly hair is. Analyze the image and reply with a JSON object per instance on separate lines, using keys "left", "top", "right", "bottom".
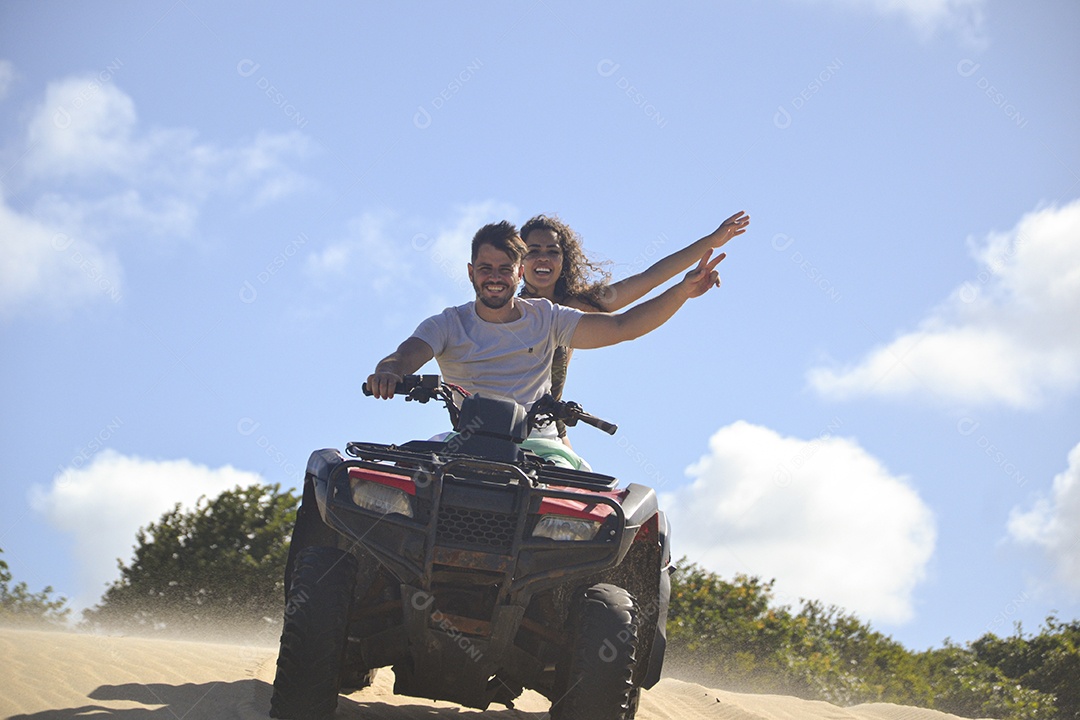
{"left": 519, "top": 214, "right": 612, "bottom": 310}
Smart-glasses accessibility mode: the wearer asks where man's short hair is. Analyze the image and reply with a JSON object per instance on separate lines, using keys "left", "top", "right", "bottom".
{"left": 471, "top": 221, "right": 526, "bottom": 264}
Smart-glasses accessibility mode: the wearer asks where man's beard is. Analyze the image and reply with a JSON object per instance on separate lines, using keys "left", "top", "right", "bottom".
{"left": 474, "top": 279, "right": 513, "bottom": 309}
{"left": 478, "top": 294, "right": 512, "bottom": 309}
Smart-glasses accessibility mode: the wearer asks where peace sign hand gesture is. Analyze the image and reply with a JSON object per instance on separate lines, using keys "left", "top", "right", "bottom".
{"left": 681, "top": 249, "right": 726, "bottom": 298}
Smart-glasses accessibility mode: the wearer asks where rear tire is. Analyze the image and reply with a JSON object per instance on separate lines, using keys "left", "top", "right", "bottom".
{"left": 283, "top": 479, "right": 338, "bottom": 603}
{"left": 550, "top": 583, "right": 639, "bottom": 720}
{"left": 624, "top": 686, "right": 641, "bottom": 719}
{"left": 270, "top": 546, "right": 357, "bottom": 720}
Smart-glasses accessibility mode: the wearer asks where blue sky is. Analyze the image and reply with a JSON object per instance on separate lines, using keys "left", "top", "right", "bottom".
{"left": 1, "top": 1, "right": 1078, "bottom": 651}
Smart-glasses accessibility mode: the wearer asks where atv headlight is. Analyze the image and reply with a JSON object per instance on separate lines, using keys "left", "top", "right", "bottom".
{"left": 349, "top": 479, "right": 414, "bottom": 518}
{"left": 532, "top": 516, "right": 601, "bottom": 541}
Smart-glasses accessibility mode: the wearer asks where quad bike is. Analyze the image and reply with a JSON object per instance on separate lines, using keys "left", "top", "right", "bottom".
{"left": 270, "top": 375, "right": 672, "bottom": 720}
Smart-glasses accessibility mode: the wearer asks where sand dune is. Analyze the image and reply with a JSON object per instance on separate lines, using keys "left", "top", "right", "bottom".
{"left": 0, "top": 627, "right": 986, "bottom": 720}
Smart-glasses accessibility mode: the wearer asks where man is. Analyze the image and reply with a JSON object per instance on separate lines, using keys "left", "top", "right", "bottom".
{"left": 366, "top": 220, "right": 726, "bottom": 441}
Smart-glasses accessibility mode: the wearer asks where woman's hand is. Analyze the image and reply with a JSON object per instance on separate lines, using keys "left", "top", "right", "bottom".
{"left": 703, "top": 210, "right": 750, "bottom": 250}
{"left": 681, "top": 249, "right": 727, "bottom": 298}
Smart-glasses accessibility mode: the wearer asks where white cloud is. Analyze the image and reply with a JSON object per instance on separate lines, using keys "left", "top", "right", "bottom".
{"left": 0, "top": 60, "right": 15, "bottom": 101}
{"left": 1007, "top": 441, "right": 1080, "bottom": 598}
{"left": 305, "top": 238, "right": 353, "bottom": 276}
{"left": 305, "top": 212, "right": 406, "bottom": 293}
{"left": 305, "top": 200, "right": 519, "bottom": 301}
{"left": 24, "top": 77, "right": 314, "bottom": 199}
{"left": 423, "top": 200, "right": 519, "bottom": 284}
{"left": 795, "top": 0, "right": 986, "bottom": 44}
{"left": 664, "top": 421, "right": 936, "bottom": 624}
{"left": 25, "top": 76, "right": 144, "bottom": 179}
{"left": 162, "top": 129, "right": 315, "bottom": 207}
{"left": 0, "top": 192, "right": 124, "bottom": 319}
{"left": 809, "top": 200, "right": 1080, "bottom": 409}
{"left": 29, "top": 450, "right": 264, "bottom": 611}
{"left": 408, "top": 200, "right": 519, "bottom": 304}
{"left": 2, "top": 74, "right": 314, "bottom": 319}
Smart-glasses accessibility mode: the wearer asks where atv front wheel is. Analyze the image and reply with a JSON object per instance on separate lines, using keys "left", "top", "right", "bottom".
{"left": 550, "top": 583, "right": 639, "bottom": 720}
{"left": 270, "top": 546, "right": 357, "bottom": 720}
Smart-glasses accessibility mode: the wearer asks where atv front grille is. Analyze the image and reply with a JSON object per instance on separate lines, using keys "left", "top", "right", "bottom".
{"left": 436, "top": 506, "right": 516, "bottom": 551}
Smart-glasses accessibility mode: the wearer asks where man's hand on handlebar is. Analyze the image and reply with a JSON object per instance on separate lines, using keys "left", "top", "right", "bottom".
{"left": 365, "top": 371, "right": 403, "bottom": 399}
{"left": 364, "top": 375, "right": 616, "bottom": 435}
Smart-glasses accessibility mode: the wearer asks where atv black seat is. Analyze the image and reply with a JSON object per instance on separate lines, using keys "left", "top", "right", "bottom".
{"left": 452, "top": 393, "right": 528, "bottom": 464}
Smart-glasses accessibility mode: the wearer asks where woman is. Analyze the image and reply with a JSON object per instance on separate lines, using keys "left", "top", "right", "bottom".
{"left": 519, "top": 210, "right": 750, "bottom": 443}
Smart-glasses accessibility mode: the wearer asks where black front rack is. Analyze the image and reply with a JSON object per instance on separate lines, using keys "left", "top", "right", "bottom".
{"left": 346, "top": 441, "right": 441, "bottom": 467}
{"left": 344, "top": 440, "right": 619, "bottom": 491}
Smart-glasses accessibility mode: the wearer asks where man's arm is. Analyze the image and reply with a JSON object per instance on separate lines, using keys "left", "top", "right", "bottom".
{"left": 594, "top": 211, "right": 748, "bottom": 312}
{"left": 366, "top": 336, "right": 435, "bottom": 399}
{"left": 570, "top": 250, "right": 725, "bottom": 350}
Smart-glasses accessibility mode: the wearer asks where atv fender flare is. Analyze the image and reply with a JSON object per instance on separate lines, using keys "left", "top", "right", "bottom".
{"left": 640, "top": 511, "right": 671, "bottom": 690}
{"left": 615, "top": 483, "right": 658, "bottom": 560}
{"left": 619, "top": 483, "right": 658, "bottom": 528}
{"left": 306, "top": 448, "right": 346, "bottom": 518}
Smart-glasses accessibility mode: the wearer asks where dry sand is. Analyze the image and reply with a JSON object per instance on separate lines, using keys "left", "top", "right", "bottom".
{"left": 0, "top": 626, "right": 988, "bottom": 720}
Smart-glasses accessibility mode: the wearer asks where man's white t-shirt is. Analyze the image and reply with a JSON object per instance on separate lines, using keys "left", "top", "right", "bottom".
{"left": 411, "top": 298, "right": 584, "bottom": 425}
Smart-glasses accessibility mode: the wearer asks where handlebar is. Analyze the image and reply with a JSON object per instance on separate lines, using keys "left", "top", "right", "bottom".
{"left": 362, "top": 374, "right": 443, "bottom": 401}
{"left": 568, "top": 405, "right": 619, "bottom": 435}
{"left": 363, "top": 375, "right": 618, "bottom": 436}
{"left": 527, "top": 395, "right": 618, "bottom": 436}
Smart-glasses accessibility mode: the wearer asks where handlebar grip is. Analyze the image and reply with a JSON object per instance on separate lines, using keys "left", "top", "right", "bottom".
{"left": 579, "top": 413, "right": 618, "bottom": 435}
{"left": 363, "top": 375, "right": 420, "bottom": 397}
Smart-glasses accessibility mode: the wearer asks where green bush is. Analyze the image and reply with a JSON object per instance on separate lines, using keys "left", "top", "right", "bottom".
{"left": 667, "top": 559, "right": 1073, "bottom": 720}
{"left": 61, "top": 488, "right": 1078, "bottom": 720}
{"left": 81, "top": 483, "right": 298, "bottom": 639}
{"left": 0, "top": 547, "right": 70, "bottom": 627}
